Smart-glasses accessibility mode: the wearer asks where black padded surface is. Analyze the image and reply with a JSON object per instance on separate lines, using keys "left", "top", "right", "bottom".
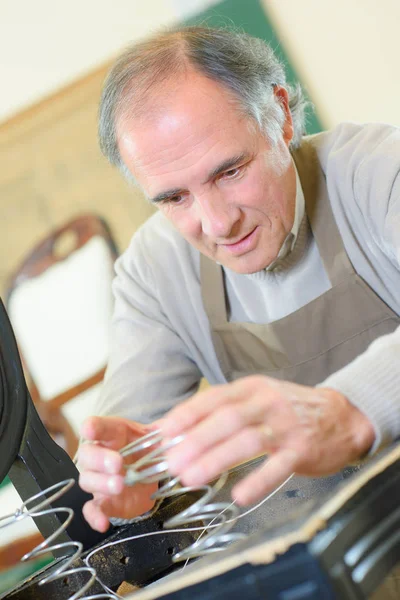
{"left": 0, "top": 298, "right": 28, "bottom": 481}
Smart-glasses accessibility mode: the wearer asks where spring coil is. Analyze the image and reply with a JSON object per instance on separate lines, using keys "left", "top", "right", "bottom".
{"left": 0, "top": 479, "right": 116, "bottom": 600}
{"left": 120, "top": 430, "right": 246, "bottom": 562}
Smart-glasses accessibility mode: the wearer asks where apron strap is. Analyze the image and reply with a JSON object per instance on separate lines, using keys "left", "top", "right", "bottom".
{"left": 200, "top": 256, "right": 228, "bottom": 326}
{"left": 292, "top": 140, "right": 355, "bottom": 287}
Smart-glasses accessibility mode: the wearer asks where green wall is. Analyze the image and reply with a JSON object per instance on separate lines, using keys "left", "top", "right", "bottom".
{"left": 185, "top": 0, "right": 322, "bottom": 135}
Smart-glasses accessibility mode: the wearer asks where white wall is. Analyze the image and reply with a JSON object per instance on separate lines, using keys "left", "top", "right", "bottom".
{"left": 170, "top": 0, "right": 220, "bottom": 19}
{"left": 2, "top": 0, "right": 399, "bottom": 127}
{"left": 0, "top": 0, "right": 218, "bottom": 124}
{"left": 265, "top": 0, "right": 400, "bottom": 128}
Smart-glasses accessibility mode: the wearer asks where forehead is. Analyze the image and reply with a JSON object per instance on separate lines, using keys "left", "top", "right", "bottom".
{"left": 117, "top": 71, "right": 258, "bottom": 190}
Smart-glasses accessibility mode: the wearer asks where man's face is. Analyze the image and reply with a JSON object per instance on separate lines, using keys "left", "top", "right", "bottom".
{"left": 118, "top": 71, "right": 296, "bottom": 274}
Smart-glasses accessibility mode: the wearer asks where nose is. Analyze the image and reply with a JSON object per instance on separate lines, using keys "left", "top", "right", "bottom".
{"left": 195, "top": 190, "right": 241, "bottom": 239}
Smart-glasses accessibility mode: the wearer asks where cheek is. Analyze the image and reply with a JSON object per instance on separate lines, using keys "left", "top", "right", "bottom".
{"left": 247, "top": 167, "right": 288, "bottom": 217}
{"left": 234, "top": 171, "right": 270, "bottom": 211}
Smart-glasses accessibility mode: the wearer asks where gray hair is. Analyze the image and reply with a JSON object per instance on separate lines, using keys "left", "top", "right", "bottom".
{"left": 99, "top": 26, "right": 309, "bottom": 177}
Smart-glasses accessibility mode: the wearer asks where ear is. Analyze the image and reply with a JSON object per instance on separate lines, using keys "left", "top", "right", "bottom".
{"left": 273, "top": 86, "right": 294, "bottom": 146}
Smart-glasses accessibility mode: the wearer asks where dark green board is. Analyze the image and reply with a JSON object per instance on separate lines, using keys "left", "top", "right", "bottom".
{"left": 185, "top": 0, "right": 322, "bottom": 134}
{"left": 0, "top": 475, "right": 10, "bottom": 489}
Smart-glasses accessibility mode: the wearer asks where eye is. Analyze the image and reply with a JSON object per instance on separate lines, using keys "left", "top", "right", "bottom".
{"left": 221, "top": 166, "right": 243, "bottom": 180}
{"left": 160, "top": 192, "right": 190, "bottom": 207}
{"left": 161, "top": 194, "right": 184, "bottom": 205}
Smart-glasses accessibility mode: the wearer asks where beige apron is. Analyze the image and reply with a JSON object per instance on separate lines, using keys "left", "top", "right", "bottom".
{"left": 201, "top": 141, "right": 399, "bottom": 385}
{"left": 199, "top": 140, "right": 400, "bottom": 541}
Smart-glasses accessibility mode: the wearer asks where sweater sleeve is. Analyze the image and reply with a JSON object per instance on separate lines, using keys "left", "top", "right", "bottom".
{"left": 95, "top": 233, "right": 202, "bottom": 424}
{"left": 318, "top": 129, "right": 400, "bottom": 454}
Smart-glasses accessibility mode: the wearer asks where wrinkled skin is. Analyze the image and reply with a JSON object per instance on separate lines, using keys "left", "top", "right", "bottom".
{"left": 78, "top": 71, "right": 375, "bottom": 530}
{"left": 78, "top": 377, "right": 374, "bottom": 530}
{"left": 158, "top": 376, "right": 375, "bottom": 505}
{"left": 117, "top": 70, "right": 296, "bottom": 275}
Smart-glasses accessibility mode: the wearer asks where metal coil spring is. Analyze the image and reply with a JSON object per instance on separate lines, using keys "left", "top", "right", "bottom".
{"left": 120, "top": 430, "right": 245, "bottom": 562}
{"left": 0, "top": 479, "right": 116, "bottom": 600}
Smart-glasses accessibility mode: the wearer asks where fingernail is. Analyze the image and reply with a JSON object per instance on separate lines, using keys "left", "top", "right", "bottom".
{"left": 107, "top": 476, "right": 121, "bottom": 494}
{"left": 96, "top": 517, "right": 106, "bottom": 532}
{"left": 165, "top": 452, "right": 180, "bottom": 474}
{"left": 104, "top": 455, "right": 119, "bottom": 474}
{"left": 182, "top": 466, "right": 204, "bottom": 486}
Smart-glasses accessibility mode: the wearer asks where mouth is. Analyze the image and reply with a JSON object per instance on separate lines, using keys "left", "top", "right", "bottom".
{"left": 219, "top": 227, "right": 259, "bottom": 256}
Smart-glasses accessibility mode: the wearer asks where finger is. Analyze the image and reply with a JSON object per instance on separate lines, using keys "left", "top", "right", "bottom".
{"left": 159, "top": 382, "right": 250, "bottom": 437}
{"left": 159, "top": 376, "right": 283, "bottom": 438}
{"left": 166, "top": 400, "right": 270, "bottom": 474}
{"left": 99, "top": 483, "right": 158, "bottom": 519}
{"left": 79, "top": 471, "right": 125, "bottom": 496}
{"left": 232, "top": 448, "right": 299, "bottom": 505}
{"left": 81, "top": 416, "right": 149, "bottom": 449}
{"left": 82, "top": 499, "right": 111, "bottom": 533}
{"left": 77, "top": 444, "right": 123, "bottom": 475}
{"left": 81, "top": 416, "right": 120, "bottom": 443}
{"left": 82, "top": 483, "right": 158, "bottom": 530}
{"left": 174, "top": 425, "right": 275, "bottom": 487}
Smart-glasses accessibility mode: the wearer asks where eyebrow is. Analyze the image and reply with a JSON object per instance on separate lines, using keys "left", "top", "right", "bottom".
{"left": 206, "top": 152, "right": 249, "bottom": 181}
{"left": 149, "top": 152, "right": 250, "bottom": 205}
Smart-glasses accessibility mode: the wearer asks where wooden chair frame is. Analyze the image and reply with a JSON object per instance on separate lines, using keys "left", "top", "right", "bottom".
{"left": 6, "top": 213, "right": 119, "bottom": 458}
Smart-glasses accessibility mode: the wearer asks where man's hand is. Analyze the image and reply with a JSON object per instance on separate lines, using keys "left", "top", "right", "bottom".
{"left": 158, "top": 376, "right": 375, "bottom": 505}
{"left": 78, "top": 416, "right": 158, "bottom": 532}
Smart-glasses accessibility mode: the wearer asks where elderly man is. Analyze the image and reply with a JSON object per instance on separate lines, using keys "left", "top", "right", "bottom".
{"left": 78, "top": 26, "right": 400, "bottom": 538}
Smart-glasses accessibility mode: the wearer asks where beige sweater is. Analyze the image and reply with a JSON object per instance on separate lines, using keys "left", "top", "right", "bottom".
{"left": 97, "top": 122, "right": 400, "bottom": 454}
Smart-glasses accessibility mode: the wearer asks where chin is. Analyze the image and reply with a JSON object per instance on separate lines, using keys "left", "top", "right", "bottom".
{"left": 223, "top": 255, "right": 273, "bottom": 274}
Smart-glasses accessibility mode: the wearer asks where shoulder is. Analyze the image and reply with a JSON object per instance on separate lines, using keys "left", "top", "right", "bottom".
{"left": 308, "top": 122, "right": 400, "bottom": 192}
{"left": 308, "top": 123, "right": 400, "bottom": 237}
